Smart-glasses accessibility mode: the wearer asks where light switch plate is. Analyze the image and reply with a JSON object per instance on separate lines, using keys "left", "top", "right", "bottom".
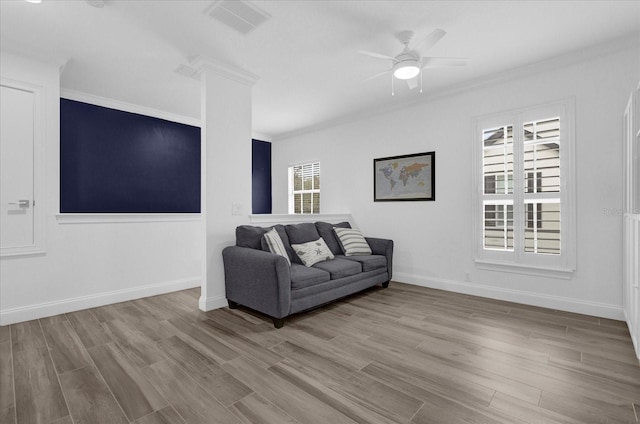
{"left": 231, "top": 203, "right": 242, "bottom": 215}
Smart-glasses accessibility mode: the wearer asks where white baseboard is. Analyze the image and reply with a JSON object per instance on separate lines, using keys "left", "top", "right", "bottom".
{"left": 631, "top": 335, "right": 640, "bottom": 361}
{"left": 0, "top": 277, "right": 200, "bottom": 326}
{"left": 394, "top": 272, "right": 625, "bottom": 321}
{"left": 624, "top": 309, "right": 640, "bottom": 360}
{"left": 198, "top": 294, "right": 228, "bottom": 311}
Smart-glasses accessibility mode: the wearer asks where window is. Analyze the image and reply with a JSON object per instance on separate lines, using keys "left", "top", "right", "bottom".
{"left": 473, "top": 100, "right": 575, "bottom": 273}
{"left": 289, "top": 162, "right": 320, "bottom": 214}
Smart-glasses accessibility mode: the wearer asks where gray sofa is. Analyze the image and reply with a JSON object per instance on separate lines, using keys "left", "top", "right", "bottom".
{"left": 222, "top": 221, "right": 393, "bottom": 328}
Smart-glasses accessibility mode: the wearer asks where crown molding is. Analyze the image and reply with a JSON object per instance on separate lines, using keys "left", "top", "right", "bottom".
{"left": 252, "top": 132, "right": 272, "bottom": 142}
{"left": 60, "top": 88, "right": 201, "bottom": 127}
{"left": 1, "top": 48, "right": 68, "bottom": 69}
{"left": 272, "top": 33, "right": 640, "bottom": 142}
{"left": 190, "top": 55, "right": 259, "bottom": 86}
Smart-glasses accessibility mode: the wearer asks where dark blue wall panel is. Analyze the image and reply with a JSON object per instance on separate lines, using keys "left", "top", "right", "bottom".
{"left": 252, "top": 139, "right": 272, "bottom": 214}
{"left": 60, "top": 99, "right": 201, "bottom": 213}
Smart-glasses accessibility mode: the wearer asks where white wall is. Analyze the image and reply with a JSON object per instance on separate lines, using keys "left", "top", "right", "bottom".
{"left": 196, "top": 58, "right": 256, "bottom": 312}
{"left": 0, "top": 51, "right": 202, "bottom": 325}
{"left": 272, "top": 42, "right": 640, "bottom": 320}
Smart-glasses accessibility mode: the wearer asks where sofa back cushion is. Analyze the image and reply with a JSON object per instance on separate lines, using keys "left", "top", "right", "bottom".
{"left": 315, "top": 221, "right": 351, "bottom": 255}
{"left": 236, "top": 225, "right": 268, "bottom": 250}
{"left": 237, "top": 225, "right": 294, "bottom": 262}
{"left": 285, "top": 223, "right": 321, "bottom": 264}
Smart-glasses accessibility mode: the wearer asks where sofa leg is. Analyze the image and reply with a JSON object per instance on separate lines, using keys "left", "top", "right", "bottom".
{"left": 273, "top": 318, "right": 285, "bottom": 329}
{"left": 228, "top": 300, "right": 239, "bottom": 309}
{"left": 382, "top": 281, "right": 390, "bottom": 288}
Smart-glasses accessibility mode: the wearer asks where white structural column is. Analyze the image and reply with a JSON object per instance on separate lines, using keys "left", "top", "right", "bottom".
{"left": 192, "top": 56, "right": 259, "bottom": 311}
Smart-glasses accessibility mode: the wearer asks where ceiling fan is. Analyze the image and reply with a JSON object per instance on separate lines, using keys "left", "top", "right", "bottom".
{"left": 359, "top": 29, "right": 468, "bottom": 93}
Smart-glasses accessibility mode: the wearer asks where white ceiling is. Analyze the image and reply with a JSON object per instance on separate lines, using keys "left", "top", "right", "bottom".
{"left": 1, "top": 0, "right": 639, "bottom": 139}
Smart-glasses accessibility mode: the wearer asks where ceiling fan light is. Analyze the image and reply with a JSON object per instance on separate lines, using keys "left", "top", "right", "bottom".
{"left": 393, "top": 60, "right": 420, "bottom": 80}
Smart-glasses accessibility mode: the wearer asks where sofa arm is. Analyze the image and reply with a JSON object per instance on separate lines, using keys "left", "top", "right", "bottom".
{"left": 365, "top": 237, "right": 394, "bottom": 280}
{"left": 222, "top": 246, "right": 292, "bottom": 319}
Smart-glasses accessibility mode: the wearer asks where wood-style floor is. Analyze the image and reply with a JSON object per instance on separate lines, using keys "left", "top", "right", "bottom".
{"left": 1, "top": 282, "right": 639, "bottom": 424}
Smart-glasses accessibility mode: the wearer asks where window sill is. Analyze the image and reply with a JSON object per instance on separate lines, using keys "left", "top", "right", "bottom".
{"left": 475, "top": 259, "right": 574, "bottom": 280}
{"left": 56, "top": 213, "right": 202, "bottom": 224}
{"left": 1, "top": 247, "right": 46, "bottom": 258}
{"left": 249, "top": 213, "right": 352, "bottom": 226}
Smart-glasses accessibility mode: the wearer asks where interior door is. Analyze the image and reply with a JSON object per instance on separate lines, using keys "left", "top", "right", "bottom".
{"left": 1, "top": 84, "right": 35, "bottom": 250}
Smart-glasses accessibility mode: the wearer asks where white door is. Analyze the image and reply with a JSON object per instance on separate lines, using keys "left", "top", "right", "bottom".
{"left": 1, "top": 84, "right": 35, "bottom": 250}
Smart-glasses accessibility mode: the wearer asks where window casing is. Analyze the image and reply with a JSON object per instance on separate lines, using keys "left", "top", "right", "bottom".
{"left": 473, "top": 100, "right": 575, "bottom": 273}
{"left": 288, "top": 162, "right": 320, "bottom": 214}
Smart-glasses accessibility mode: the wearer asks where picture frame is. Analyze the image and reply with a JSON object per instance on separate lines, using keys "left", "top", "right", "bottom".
{"left": 373, "top": 151, "right": 435, "bottom": 201}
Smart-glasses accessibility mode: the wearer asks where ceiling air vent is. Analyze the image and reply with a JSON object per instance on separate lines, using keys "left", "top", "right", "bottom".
{"left": 175, "top": 64, "right": 200, "bottom": 80}
{"left": 85, "top": 0, "right": 105, "bottom": 7}
{"left": 203, "top": 0, "right": 271, "bottom": 35}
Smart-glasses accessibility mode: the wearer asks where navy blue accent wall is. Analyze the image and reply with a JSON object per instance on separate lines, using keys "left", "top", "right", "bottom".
{"left": 252, "top": 139, "right": 272, "bottom": 214}
{"left": 60, "top": 99, "right": 201, "bottom": 213}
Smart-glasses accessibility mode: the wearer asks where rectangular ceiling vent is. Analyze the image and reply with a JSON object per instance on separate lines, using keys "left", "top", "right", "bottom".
{"left": 174, "top": 64, "right": 200, "bottom": 80}
{"left": 203, "top": 0, "right": 271, "bottom": 35}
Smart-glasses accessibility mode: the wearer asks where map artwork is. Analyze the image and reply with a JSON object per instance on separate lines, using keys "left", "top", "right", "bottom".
{"left": 374, "top": 152, "right": 435, "bottom": 201}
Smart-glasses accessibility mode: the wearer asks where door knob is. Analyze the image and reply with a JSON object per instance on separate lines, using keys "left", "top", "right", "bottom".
{"left": 8, "top": 200, "right": 30, "bottom": 208}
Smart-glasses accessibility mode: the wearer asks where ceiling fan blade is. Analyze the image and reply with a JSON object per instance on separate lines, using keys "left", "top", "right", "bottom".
{"left": 363, "top": 70, "right": 391, "bottom": 82}
{"left": 358, "top": 50, "right": 397, "bottom": 61}
{"left": 411, "top": 28, "right": 446, "bottom": 51}
{"left": 406, "top": 77, "right": 418, "bottom": 90}
{"left": 421, "top": 57, "right": 469, "bottom": 68}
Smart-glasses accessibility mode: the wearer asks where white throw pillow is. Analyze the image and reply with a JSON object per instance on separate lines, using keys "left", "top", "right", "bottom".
{"left": 291, "top": 237, "right": 334, "bottom": 267}
{"left": 334, "top": 227, "right": 372, "bottom": 256}
{"left": 262, "top": 228, "right": 291, "bottom": 265}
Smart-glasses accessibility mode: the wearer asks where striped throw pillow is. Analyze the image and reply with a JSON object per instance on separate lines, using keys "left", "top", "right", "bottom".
{"left": 334, "top": 227, "right": 372, "bottom": 256}
{"left": 263, "top": 228, "right": 291, "bottom": 265}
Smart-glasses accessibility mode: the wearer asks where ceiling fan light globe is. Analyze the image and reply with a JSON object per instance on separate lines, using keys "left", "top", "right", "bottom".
{"left": 393, "top": 60, "right": 420, "bottom": 80}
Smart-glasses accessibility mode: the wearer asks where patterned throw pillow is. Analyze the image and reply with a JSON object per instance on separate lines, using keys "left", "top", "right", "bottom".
{"left": 262, "top": 228, "right": 291, "bottom": 265}
{"left": 291, "top": 237, "right": 335, "bottom": 267}
{"left": 334, "top": 227, "right": 372, "bottom": 256}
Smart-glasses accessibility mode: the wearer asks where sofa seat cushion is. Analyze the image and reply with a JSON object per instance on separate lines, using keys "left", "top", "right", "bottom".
{"left": 290, "top": 268, "right": 388, "bottom": 302}
{"left": 312, "top": 258, "right": 361, "bottom": 280}
{"left": 290, "top": 264, "right": 331, "bottom": 290}
{"left": 337, "top": 254, "right": 387, "bottom": 272}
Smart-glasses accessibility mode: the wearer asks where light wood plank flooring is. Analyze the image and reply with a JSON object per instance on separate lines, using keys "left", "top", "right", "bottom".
{"left": 1, "top": 282, "right": 639, "bottom": 424}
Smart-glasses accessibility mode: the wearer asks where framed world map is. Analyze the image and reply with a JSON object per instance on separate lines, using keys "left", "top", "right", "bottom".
{"left": 374, "top": 151, "right": 435, "bottom": 201}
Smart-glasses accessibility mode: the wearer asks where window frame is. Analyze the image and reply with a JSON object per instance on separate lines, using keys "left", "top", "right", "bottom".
{"left": 472, "top": 99, "right": 576, "bottom": 275}
{"left": 288, "top": 161, "right": 320, "bottom": 214}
